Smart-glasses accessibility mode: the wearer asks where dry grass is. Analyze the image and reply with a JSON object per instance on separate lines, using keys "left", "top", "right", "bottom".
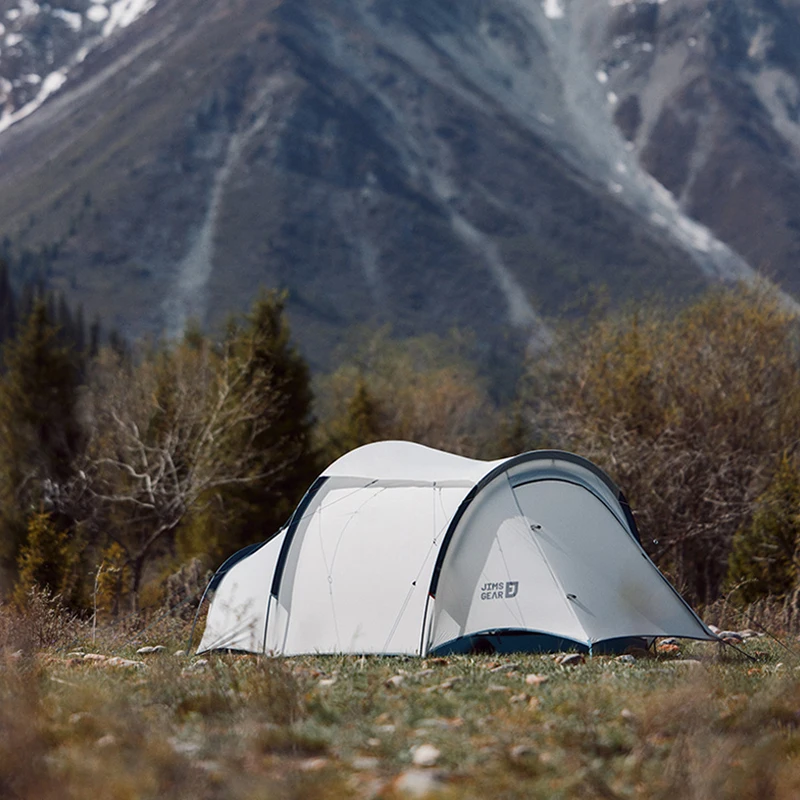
{"left": 3, "top": 597, "right": 800, "bottom": 799}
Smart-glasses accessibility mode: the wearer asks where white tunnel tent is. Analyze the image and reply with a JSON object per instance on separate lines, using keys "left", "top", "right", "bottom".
{"left": 197, "top": 442, "right": 715, "bottom": 656}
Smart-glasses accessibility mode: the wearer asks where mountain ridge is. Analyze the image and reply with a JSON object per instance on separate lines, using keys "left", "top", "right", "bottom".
{"left": 0, "top": 0, "right": 798, "bottom": 370}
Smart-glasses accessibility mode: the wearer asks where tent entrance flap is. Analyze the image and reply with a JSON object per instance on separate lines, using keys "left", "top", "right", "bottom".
{"left": 427, "top": 474, "right": 589, "bottom": 653}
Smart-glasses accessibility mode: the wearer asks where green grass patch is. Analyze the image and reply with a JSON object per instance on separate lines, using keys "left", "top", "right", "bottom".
{"left": 4, "top": 623, "right": 800, "bottom": 798}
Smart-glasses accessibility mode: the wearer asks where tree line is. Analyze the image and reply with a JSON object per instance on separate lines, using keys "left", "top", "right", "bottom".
{"left": 1, "top": 289, "right": 317, "bottom": 614}
{"left": 3, "top": 279, "right": 800, "bottom": 616}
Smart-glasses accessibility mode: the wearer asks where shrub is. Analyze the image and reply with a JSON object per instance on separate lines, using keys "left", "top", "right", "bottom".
{"left": 13, "top": 512, "right": 79, "bottom": 609}
{"left": 726, "top": 453, "right": 800, "bottom": 603}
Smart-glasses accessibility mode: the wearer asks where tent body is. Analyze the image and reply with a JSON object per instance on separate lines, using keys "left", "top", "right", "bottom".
{"left": 198, "top": 442, "right": 715, "bottom": 656}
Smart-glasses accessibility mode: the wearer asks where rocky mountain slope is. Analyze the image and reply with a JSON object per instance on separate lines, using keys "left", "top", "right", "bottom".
{"left": 0, "top": 0, "right": 798, "bottom": 370}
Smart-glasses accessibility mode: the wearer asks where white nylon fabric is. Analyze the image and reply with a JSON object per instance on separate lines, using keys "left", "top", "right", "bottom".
{"left": 323, "top": 440, "right": 504, "bottom": 486}
{"left": 197, "top": 530, "right": 285, "bottom": 653}
{"left": 430, "top": 477, "right": 588, "bottom": 650}
{"left": 511, "top": 480, "right": 711, "bottom": 642}
{"left": 270, "top": 480, "right": 467, "bottom": 655}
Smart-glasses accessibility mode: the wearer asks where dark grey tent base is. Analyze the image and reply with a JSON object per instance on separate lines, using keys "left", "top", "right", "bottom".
{"left": 429, "top": 630, "right": 651, "bottom": 656}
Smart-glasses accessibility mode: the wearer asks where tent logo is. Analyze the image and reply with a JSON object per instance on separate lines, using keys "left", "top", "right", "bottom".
{"left": 480, "top": 581, "right": 519, "bottom": 600}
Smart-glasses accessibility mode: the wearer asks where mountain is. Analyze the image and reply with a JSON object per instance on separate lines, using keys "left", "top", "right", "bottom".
{"left": 0, "top": 0, "right": 798, "bottom": 371}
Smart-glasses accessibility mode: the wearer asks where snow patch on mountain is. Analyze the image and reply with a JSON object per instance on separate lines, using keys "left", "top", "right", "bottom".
{"left": 0, "top": 0, "right": 160, "bottom": 136}
{"left": 0, "top": 70, "right": 66, "bottom": 134}
{"left": 102, "top": 0, "right": 157, "bottom": 38}
{"left": 543, "top": 0, "right": 565, "bottom": 20}
{"left": 52, "top": 8, "right": 83, "bottom": 32}
{"left": 87, "top": 5, "right": 110, "bottom": 23}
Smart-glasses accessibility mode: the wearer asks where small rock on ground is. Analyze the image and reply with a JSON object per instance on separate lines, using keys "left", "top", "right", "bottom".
{"left": 106, "top": 656, "right": 145, "bottom": 668}
{"left": 411, "top": 743, "right": 441, "bottom": 767}
{"left": 509, "top": 744, "right": 536, "bottom": 760}
{"left": 351, "top": 756, "right": 380, "bottom": 771}
{"left": 489, "top": 662, "right": 520, "bottom": 673}
{"left": 525, "top": 673, "right": 549, "bottom": 685}
{"left": 424, "top": 678, "right": 461, "bottom": 693}
{"left": 394, "top": 769, "right": 446, "bottom": 797}
{"left": 299, "top": 757, "right": 328, "bottom": 772}
{"left": 556, "top": 653, "right": 585, "bottom": 667}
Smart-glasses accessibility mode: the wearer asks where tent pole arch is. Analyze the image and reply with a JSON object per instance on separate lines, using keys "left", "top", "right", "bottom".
{"left": 260, "top": 476, "right": 329, "bottom": 651}
{"left": 426, "top": 450, "right": 636, "bottom": 600}
{"left": 270, "top": 476, "right": 329, "bottom": 598}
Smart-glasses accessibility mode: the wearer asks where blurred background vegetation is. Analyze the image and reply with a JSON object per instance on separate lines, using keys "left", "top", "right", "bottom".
{"left": 2, "top": 256, "right": 800, "bottom": 624}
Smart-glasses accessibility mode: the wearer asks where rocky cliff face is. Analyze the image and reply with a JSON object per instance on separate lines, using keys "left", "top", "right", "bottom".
{"left": 592, "top": 0, "right": 800, "bottom": 296}
{"left": 0, "top": 0, "right": 797, "bottom": 371}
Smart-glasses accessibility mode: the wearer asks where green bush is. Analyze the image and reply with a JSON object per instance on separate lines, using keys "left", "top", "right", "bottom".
{"left": 727, "top": 454, "right": 800, "bottom": 603}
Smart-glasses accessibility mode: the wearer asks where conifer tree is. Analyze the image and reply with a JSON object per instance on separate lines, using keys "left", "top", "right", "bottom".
{"left": 217, "top": 291, "right": 319, "bottom": 550}
{"left": 0, "top": 299, "right": 84, "bottom": 571}
{"left": 0, "top": 259, "right": 15, "bottom": 348}
{"left": 323, "top": 377, "right": 384, "bottom": 460}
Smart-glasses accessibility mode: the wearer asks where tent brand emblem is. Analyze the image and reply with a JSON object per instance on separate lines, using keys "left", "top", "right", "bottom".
{"left": 480, "top": 581, "right": 519, "bottom": 600}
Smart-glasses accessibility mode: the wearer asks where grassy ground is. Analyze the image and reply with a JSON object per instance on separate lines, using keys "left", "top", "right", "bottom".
{"left": 2, "top": 603, "right": 800, "bottom": 799}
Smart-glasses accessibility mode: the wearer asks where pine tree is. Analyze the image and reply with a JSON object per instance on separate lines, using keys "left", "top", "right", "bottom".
{"left": 324, "top": 377, "right": 384, "bottom": 460}
{"left": 0, "top": 299, "right": 84, "bottom": 571}
{"left": 0, "top": 258, "right": 15, "bottom": 349}
{"left": 211, "top": 291, "right": 318, "bottom": 553}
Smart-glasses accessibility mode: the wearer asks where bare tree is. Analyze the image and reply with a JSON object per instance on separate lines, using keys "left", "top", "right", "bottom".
{"left": 73, "top": 335, "right": 292, "bottom": 610}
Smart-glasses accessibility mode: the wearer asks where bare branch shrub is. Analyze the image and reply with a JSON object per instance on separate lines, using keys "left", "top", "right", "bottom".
{"left": 67, "top": 333, "right": 292, "bottom": 610}
{"left": 0, "top": 586, "right": 87, "bottom": 654}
